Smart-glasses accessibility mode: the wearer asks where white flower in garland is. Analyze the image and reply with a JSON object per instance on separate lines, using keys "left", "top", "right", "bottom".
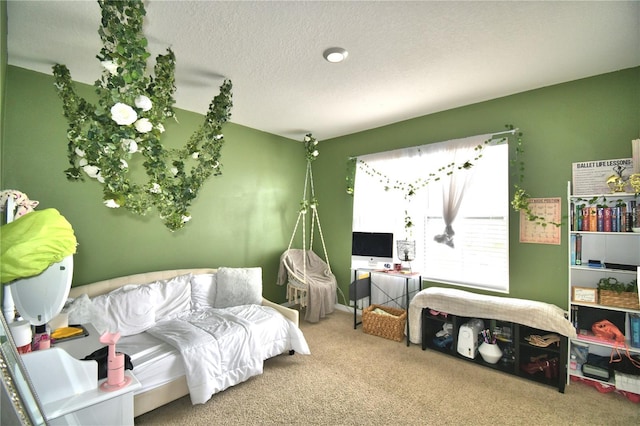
{"left": 134, "top": 118, "right": 153, "bottom": 133}
{"left": 134, "top": 95, "right": 152, "bottom": 112}
{"left": 104, "top": 199, "right": 120, "bottom": 208}
{"left": 304, "top": 133, "right": 320, "bottom": 162}
{"left": 111, "top": 102, "right": 138, "bottom": 126}
{"left": 53, "top": 0, "right": 233, "bottom": 231}
{"left": 83, "top": 165, "right": 100, "bottom": 178}
{"left": 121, "top": 139, "right": 138, "bottom": 153}
{"left": 149, "top": 183, "right": 162, "bottom": 194}
{"left": 101, "top": 60, "right": 118, "bottom": 75}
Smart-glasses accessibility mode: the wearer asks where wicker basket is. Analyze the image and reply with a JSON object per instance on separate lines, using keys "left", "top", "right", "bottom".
{"left": 362, "top": 304, "right": 407, "bottom": 342}
{"left": 599, "top": 290, "right": 640, "bottom": 310}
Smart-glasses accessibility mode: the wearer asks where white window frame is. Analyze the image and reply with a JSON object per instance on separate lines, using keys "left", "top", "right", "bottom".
{"left": 352, "top": 133, "right": 510, "bottom": 293}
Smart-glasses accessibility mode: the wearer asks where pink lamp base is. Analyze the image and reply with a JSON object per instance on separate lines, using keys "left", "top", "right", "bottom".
{"left": 100, "top": 375, "right": 132, "bottom": 392}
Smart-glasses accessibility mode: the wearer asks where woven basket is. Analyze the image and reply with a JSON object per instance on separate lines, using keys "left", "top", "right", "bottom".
{"left": 362, "top": 304, "right": 407, "bottom": 342}
{"left": 599, "top": 290, "right": 640, "bottom": 310}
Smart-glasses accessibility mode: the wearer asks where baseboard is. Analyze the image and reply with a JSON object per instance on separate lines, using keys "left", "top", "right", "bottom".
{"left": 334, "top": 303, "right": 353, "bottom": 313}
{"left": 281, "top": 300, "right": 355, "bottom": 314}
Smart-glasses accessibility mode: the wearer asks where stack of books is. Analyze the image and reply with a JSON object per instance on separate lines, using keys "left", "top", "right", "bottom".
{"left": 571, "top": 200, "right": 637, "bottom": 233}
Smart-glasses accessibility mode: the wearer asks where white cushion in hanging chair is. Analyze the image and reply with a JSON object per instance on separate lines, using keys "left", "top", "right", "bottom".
{"left": 277, "top": 249, "right": 337, "bottom": 323}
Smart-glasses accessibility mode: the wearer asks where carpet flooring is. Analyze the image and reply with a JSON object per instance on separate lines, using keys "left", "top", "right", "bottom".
{"left": 135, "top": 310, "right": 639, "bottom": 425}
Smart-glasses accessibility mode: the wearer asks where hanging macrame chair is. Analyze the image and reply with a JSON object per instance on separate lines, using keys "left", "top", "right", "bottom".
{"left": 277, "top": 159, "right": 338, "bottom": 323}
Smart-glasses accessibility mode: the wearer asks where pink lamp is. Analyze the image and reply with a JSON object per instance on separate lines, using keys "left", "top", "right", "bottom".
{"left": 99, "top": 331, "right": 131, "bottom": 391}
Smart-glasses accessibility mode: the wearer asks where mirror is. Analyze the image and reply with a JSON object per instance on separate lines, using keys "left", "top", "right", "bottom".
{"left": 10, "top": 257, "right": 73, "bottom": 326}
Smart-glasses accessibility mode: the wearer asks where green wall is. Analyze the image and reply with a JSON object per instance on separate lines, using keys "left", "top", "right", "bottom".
{"left": 2, "top": 66, "right": 305, "bottom": 302}
{"left": 1, "top": 0, "right": 7, "bottom": 189}
{"left": 3, "top": 61, "right": 639, "bottom": 308}
{"left": 314, "top": 67, "right": 640, "bottom": 309}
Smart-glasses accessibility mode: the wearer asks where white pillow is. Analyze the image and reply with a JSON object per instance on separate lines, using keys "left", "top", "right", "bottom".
{"left": 65, "top": 294, "right": 108, "bottom": 333}
{"left": 214, "top": 267, "right": 262, "bottom": 308}
{"left": 190, "top": 273, "right": 217, "bottom": 309}
{"left": 92, "top": 284, "right": 156, "bottom": 336}
{"left": 148, "top": 273, "right": 192, "bottom": 320}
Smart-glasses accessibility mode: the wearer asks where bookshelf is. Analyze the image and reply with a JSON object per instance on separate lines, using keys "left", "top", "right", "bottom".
{"left": 567, "top": 182, "right": 640, "bottom": 391}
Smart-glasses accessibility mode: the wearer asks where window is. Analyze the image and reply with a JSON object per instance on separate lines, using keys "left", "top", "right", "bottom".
{"left": 352, "top": 133, "right": 509, "bottom": 293}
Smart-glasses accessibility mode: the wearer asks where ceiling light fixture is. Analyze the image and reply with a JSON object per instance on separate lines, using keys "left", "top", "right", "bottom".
{"left": 323, "top": 47, "right": 348, "bottom": 63}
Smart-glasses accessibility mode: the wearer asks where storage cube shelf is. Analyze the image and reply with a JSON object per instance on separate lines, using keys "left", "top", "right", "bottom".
{"left": 567, "top": 182, "right": 640, "bottom": 393}
{"left": 421, "top": 310, "right": 567, "bottom": 392}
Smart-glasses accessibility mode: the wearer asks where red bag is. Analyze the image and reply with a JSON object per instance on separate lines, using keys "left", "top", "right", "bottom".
{"left": 592, "top": 319, "right": 625, "bottom": 343}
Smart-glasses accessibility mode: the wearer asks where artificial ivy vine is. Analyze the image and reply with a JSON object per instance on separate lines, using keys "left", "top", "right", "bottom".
{"left": 346, "top": 125, "right": 562, "bottom": 230}
{"left": 299, "top": 133, "right": 320, "bottom": 213}
{"left": 508, "top": 126, "right": 561, "bottom": 228}
{"left": 52, "top": 0, "right": 233, "bottom": 231}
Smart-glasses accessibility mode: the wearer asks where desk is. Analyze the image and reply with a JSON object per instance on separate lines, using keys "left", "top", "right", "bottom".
{"left": 350, "top": 269, "right": 422, "bottom": 346}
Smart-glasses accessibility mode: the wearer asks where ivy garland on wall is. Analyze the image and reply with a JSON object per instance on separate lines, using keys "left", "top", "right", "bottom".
{"left": 345, "top": 125, "right": 562, "bottom": 229}
{"left": 52, "top": 0, "right": 233, "bottom": 231}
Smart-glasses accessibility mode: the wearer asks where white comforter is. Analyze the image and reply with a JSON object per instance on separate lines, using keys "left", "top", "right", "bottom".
{"left": 147, "top": 304, "right": 310, "bottom": 404}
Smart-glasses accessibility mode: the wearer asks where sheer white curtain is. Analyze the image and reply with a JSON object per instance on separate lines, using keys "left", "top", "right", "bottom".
{"left": 431, "top": 137, "right": 482, "bottom": 248}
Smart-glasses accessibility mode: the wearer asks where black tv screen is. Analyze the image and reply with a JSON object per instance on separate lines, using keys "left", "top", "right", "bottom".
{"left": 351, "top": 232, "right": 394, "bottom": 258}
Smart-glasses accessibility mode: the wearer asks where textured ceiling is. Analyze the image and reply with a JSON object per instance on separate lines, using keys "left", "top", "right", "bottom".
{"left": 6, "top": 1, "right": 640, "bottom": 141}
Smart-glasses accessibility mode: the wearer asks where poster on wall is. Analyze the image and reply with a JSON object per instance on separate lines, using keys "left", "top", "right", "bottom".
{"left": 519, "top": 197, "right": 562, "bottom": 245}
{"left": 571, "top": 158, "right": 633, "bottom": 195}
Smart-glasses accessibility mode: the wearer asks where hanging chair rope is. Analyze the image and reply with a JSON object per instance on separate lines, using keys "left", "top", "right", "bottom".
{"left": 285, "top": 160, "right": 332, "bottom": 283}
{"left": 283, "top": 156, "right": 346, "bottom": 306}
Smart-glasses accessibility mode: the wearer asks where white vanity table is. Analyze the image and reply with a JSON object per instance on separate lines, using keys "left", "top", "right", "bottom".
{"left": 21, "top": 324, "right": 140, "bottom": 425}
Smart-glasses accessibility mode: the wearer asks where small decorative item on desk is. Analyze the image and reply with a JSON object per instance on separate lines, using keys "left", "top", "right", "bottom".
{"left": 478, "top": 329, "right": 502, "bottom": 364}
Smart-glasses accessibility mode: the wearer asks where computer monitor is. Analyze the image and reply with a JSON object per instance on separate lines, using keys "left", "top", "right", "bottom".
{"left": 351, "top": 231, "right": 394, "bottom": 268}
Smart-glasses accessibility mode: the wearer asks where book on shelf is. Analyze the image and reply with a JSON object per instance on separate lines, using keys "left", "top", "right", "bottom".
{"left": 631, "top": 314, "right": 640, "bottom": 349}
{"left": 589, "top": 207, "right": 597, "bottom": 232}
{"left": 597, "top": 207, "right": 604, "bottom": 232}
{"left": 576, "top": 205, "right": 583, "bottom": 231}
{"left": 570, "top": 202, "right": 575, "bottom": 231}
{"left": 575, "top": 233, "right": 582, "bottom": 265}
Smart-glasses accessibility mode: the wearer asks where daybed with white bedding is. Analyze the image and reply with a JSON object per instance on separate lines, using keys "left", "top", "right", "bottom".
{"left": 65, "top": 267, "right": 310, "bottom": 417}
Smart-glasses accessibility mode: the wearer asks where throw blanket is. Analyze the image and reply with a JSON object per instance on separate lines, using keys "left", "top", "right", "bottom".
{"left": 147, "top": 304, "right": 310, "bottom": 404}
{"left": 277, "top": 249, "right": 337, "bottom": 323}
{"left": 408, "top": 287, "right": 577, "bottom": 345}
